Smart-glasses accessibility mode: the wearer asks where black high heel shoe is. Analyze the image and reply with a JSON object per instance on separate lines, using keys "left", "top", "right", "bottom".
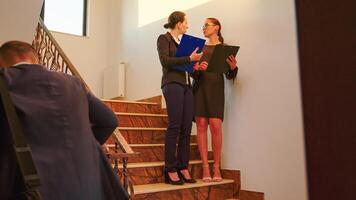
{"left": 178, "top": 169, "right": 197, "bottom": 183}
{"left": 164, "top": 171, "right": 184, "bottom": 185}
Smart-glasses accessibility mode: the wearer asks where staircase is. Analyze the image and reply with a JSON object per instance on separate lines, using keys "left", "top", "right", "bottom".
{"left": 30, "top": 18, "right": 263, "bottom": 200}
{"left": 103, "top": 96, "right": 263, "bottom": 200}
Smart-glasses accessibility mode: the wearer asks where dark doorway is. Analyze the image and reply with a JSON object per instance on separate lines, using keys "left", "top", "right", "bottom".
{"left": 295, "top": 0, "right": 356, "bottom": 199}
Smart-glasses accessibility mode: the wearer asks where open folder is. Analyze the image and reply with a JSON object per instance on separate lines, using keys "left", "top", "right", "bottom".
{"left": 207, "top": 44, "right": 240, "bottom": 73}
{"left": 174, "top": 34, "right": 205, "bottom": 73}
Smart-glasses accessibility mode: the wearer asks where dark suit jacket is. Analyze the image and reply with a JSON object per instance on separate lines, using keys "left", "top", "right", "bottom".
{"left": 157, "top": 32, "right": 192, "bottom": 88}
{"left": 0, "top": 64, "right": 128, "bottom": 200}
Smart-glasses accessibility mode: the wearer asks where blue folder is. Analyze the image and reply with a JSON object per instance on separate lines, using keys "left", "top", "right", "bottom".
{"left": 174, "top": 34, "right": 206, "bottom": 73}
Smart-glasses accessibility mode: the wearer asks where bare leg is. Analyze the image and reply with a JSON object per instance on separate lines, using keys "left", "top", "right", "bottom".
{"left": 209, "top": 118, "right": 223, "bottom": 181}
{"left": 196, "top": 116, "right": 211, "bottom": 180}
{"left": 168, "top": 172, "right": 180, "bottom": 181}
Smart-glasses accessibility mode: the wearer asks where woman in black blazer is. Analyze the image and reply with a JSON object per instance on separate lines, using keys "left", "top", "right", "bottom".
{"left": 157, "top": 11, "right": 202, "bottom": 185}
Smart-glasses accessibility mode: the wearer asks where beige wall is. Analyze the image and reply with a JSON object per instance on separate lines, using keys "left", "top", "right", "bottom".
{"left": 0, "top": 0, "right": 43, "bottom": 45}
{"left": 0, "top": 0, "right": 111, "bottom": 97}
{"left": 116, "top": 0, "right": 308, "bottom": 200}
{"left": 50, "top": 0, "right": 111, "bottom": 97}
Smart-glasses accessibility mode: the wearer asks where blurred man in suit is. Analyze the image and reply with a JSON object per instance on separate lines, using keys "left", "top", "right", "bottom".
{"left": 0, "top": 41, "right": 128, "bottom": 200}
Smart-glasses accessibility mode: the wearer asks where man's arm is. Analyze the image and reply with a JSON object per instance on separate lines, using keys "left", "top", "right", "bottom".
{"left": 87, "top": 93, "right": 118, "bottom": 145}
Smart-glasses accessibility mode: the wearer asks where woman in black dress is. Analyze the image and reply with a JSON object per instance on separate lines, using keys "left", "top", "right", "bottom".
{"left": 157, "top": 11, "right": 203, "bottom": 185}
{"left": 193, "top": 18, "right": 238, "bottom": 182}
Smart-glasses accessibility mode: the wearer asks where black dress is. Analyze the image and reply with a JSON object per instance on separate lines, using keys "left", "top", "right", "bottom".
{"left": 193, "top": 45, "right": 238, "bottom": 121}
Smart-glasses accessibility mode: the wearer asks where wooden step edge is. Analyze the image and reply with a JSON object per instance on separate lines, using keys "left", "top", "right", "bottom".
{"left": 118, "top": 127, "right": 167, "bottom": 131}
{"left": 106, "top": 152, "right": 141, "bottom": 159}
{"left": 239, "top": 190, "right": 265, "bottom": 200}
{"left": 115, "top": 160, "right": 214, "bottom": 169}
{"left": 115, "top": 112, "right": 168, "bottom": 117}
{"left": 101, "top": 99, "right": 158, "bottom": 105}
{"left": 133, "top": 179, "right": 234, "bottom": 195}
{"left": 106, "top": 143, "right": 198, "bottom": 148}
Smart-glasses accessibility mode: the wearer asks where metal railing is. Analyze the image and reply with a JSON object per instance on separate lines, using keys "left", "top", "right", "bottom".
{"left": 32, "top": 19, "right": 90, "bottom": 92}
{"left": 105, "top": 128, "right": 138, "bottom": 196}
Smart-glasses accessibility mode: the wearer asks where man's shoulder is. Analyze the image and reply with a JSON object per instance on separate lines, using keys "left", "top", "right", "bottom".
{"left": 50, "top": 70, "right": 84, "bottom": 88}
{"left": 1, "top": 64, "right": 85, "bottom": 92}
{"left": 29, "top": 65, "right": 84, "bottom": 89}
{"left": 48, "top": 69, "right": 79, "bottom": 80}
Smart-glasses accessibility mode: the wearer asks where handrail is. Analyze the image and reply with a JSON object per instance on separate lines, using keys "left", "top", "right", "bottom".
{"left": 32, "top": 19, "right": 90, "bottom": 91}
{"left": 112, "top": 128, "right": 135, "bottom": 154}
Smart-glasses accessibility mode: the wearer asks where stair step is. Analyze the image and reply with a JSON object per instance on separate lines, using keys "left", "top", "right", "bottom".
{"left": 106, "top": 143, "right": 208, "bottom": 163}
{"left": 118, "top": 128, "right": 166, "bottom": 144}
{"left": 107, "top": 143, "right": 198, "bottom": 147}
{"left": 115, "top": 112, "right": 168, "bottom": 117}
{"left": 108, "top": 129, "right": 164, "bottom": 144}
{"left": 103, "top": 99, "right": 162, "bottom": 114}
{"left": 116, "top": 160, "right": 213, "bottom": 169}
{"left": 118, "top": 127, "right": 167, "bottom": 131}
{"left": 134, "top": 179, "right": 234, "bottom": 195}
{"left": 132, "top": 145, "right": 200, "bottom": 163}
{"left": 102, "top": 99, "right": 158, "bottom": 105}
{"left": 114, "top": 161, "right": 216, "bottom": 185}
{"left": 131, "top": 169, "right": 241, "bottom": 199}
{"left": 116, "top": 129, "right": 197, "bottom": 144}
{"left": 130, "top": 143, "right": 197, "bottom": 147}
{"left": 115, "top": 113, "right": 168, "bottom": 128}
{"left": 239, "top": 190, "right": 264, "bottom": 200}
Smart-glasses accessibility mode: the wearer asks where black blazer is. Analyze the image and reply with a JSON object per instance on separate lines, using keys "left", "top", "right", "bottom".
{"left": 157, "top": 32, "right": 191, "bottom": 87}
{"left": 0, "top": 64, "right": 128, "bottom": 200}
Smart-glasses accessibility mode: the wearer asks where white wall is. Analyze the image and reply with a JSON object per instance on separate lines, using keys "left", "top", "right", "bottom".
{"left": 49, "top": 0, "right": 111, "bottom": 97}
{"left": 0, "top": 0, "right": 43, "bottom": 45}
{"left": 116, "top": 0, "right": 308, "bottom": 200}
{"left": 0, "top": 0, "right": 111, "bottom": 97}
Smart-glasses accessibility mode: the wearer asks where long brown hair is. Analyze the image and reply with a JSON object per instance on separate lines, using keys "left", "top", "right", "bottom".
{"left": 206, "top": 18, "right": 224, "bottom": 43}
{"left": 164, "top": 11, "right": 186, "bottom": 29}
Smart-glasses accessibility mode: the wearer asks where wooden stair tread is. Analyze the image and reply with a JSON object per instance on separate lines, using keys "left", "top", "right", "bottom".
{"left": 115, "top": 112, "right": 168, "bottom": 117}
{"left": 106, "top": 143, "right": 198, "bottom": 148}
{"left": 133, "top": 179, "right": 234, "bottom": 195}
{"left": 118, "top": 127, "right": 167, "bottom": 131}
{"left": 115, "top": 160, "right": 213, "bottom": 169}
{"left": 102, "top": 99, "right": 158, "bottom": 105}
{"left": 106, "top": 152, "right": 140, "bottom": 159}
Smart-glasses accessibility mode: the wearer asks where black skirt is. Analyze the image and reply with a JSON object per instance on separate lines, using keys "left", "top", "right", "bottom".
{"left": 193, "top": 72, "right": 225, "bottom": 120}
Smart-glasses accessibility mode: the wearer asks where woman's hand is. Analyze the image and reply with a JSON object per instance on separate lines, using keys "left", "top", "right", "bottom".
{"left": 190, "top": 47, "right": 203, "bottom": 62}
{"left": 193, "top": 61, "right": 208, "bottom": 71}
{"left": 199, "top": 61, "right": 208, "bottom": 71}
{"left": 226, "top": 55, "right": 238, "bottom": 70}
{"left": 193, "top": 63, "right": 200, "bottom": 71}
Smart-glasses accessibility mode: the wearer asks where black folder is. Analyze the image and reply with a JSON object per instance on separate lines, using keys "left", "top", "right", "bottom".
{"left": 207, "top": 44, "right": 240, "bottom": 73}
